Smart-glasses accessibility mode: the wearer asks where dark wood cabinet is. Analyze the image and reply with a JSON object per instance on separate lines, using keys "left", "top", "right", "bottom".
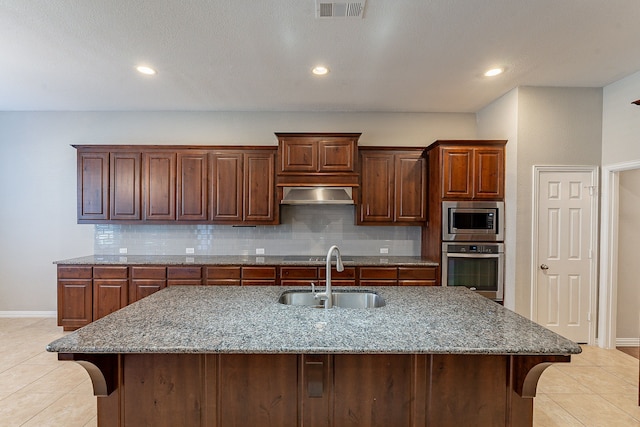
{"left": 241, "top": 266, "right": 277, "bottom": 286}
{"left": 211, "top": 149, "right": 278, "bottom": 224}
{"left": 440, "top": 144, "right": 505, "bottom": 200}
{"left": 130, "top": 266, "right": 166, "bottom": 302}
{"left": 205, "top": 266, "right": 241, "bottom": 286}
{"left": 167, "top": 266, "right": 203, "bottom": 286}
{"left": 177, "top": 151, "right": 208, "bottom": 221}
{"left": 57, "top": 266, "right": 93, "bottom": 331}
{"left": 422, "top": 140, "right": 507, "bottom": 261}
{"left": 143, "top": 151, "right": 176, "bottom": 220}
{"left": 77, "top": 150, "right": 109, "bottom": 221}
{"left": 278, "top": 135, "right": 357, "bottom": 174}
{"left": 109, "top": 152, "right": 141, "bottom": 220}
{"left": 358, "top": 148, "right": 426, "bottom": 225}
{"left": 93, "top": 267, "right": 128, "bottom": 320}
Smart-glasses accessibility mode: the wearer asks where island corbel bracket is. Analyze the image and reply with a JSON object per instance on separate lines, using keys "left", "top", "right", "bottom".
{"left": 59, "top": 353, "right": 119, "bottom": 396}
{"left": 512, "top": 354, "right": 571, "bottom": 398}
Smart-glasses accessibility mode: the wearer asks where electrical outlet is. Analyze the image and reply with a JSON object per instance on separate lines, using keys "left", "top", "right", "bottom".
{"left": 186, "top": 248, "right": 195, "bottom": 254}
{"left": 379, "top": 248, "right": 389, "bottom": 254}
{"left": 256, "top": 248, "right": 265, "bottom": 255}
{"left": 119, "top": 248, "right": 127, "bottom": 254}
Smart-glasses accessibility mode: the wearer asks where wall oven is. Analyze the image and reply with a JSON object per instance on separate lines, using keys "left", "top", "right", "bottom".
{"left": 442, "top": 242, "right": 504, "bottom": 301}
{"left": 442, "top": 201, "right": 504, "bottom": 242}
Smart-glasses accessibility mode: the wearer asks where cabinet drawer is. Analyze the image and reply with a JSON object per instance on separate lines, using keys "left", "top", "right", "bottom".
{"left": 398, "top": 280, "right": 438, "bottom": 286}
{"left": 167, "top": 266, "right": 203, "bottom": 279}
{"left": 131, "top": 266, "right": 166, "bottom": 279}
{"left": 205, "top": 279, "right": 241, "bottom": 286}
{"left": 359, "top": 280, "right": 396, "bottom": 287}
{"left": 94, "top": 266, "right": 128, "bottom": 279}
{"left": 318, "top": 280, "right": 356, "bottom": 287}
{"left": 206, "top": 266, "right": 241, "bottom": 280}
{"left": 242, "top": 267, "right": 277, "bottom": 280}
{"left": 58, "top": 266, "right": 92, "bottom": 279}
{"left": 319, "top": 267, "right": 356, "bottom": 279}
{"left": 167, "top": 279, "right": 202, "bottom": 286}
{"left": 280, "top": 267, "right": 318, "bottom": 279}
{"left": 398, "top": 267, "right": 437, "bottom": 280}
{"left": 242, "top": 279, "right": 277, "bottom": 286}
{"left": 359, "top": 267, "right": 397, "bottom": 280}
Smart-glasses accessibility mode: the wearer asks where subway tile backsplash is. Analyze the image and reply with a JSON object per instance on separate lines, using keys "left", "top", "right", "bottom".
{"left": 95, "top": 205, "right": 421, "bottom": 256}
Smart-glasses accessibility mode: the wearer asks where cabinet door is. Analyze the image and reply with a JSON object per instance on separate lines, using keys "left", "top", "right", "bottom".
{"left": 58, "top": 279, "right": 93, "bottom": 330}
{"left": 334, "top": 354, "right": 413, "bottom": 427}
{"left": 359, "top": 152, "right": 394, "bottom": 223}
{"left": 78, "top": 151, "right": 109, "bottom": 221}
{"left": 279, "top": 138, "right": 317, "bottom": 172}
{"left": 130, "top": 280, "right": 166, "bottom": 302}
{"left": 474, "top": 148, "right": 504, "bottom": 199}
{"left": 244, "top": 151, "right": 277, "bottom": 223}
{"left": 318, "top": 138, "right": 356, "bottom": 172}
{"left": 93, "top": 279, "right": 128, "bottom": 320}
{"left": 177, "top": 152, "right": 208, "bottom": 221}
{"left": 441, "top": 147, "right": 473, "bottom": 199}
{"left": 211, "top": 151, "right": 243, "bottom": 222}
{"left": 143, "top": 152, "right": 176, "bottom": 220}
{"left": 394, "top": 153, "right": 426, "bottom": 222}
{"left": 110, "top": 152, "right": 141, "bottom": 220}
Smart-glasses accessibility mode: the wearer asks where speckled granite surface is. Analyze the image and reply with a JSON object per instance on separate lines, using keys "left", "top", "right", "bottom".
{"left": 53, "top": 254, "right": 437, "bottom": 266}
{"left": 47, "top": 286, "right": 581, "bottom": 356}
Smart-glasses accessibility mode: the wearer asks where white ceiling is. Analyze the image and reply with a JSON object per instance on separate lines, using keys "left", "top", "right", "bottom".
{"left": 1, "top": 0, "right": 639, "bottom": 113}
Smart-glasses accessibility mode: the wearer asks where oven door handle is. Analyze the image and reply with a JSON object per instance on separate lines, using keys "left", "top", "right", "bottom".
{"left": 444, "top": 253, "right": 501, "bottom": 259}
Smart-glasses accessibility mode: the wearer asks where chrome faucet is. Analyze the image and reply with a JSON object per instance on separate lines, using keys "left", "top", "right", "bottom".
{"left": 315, "top": 245, "right": 344, "bottom": 309}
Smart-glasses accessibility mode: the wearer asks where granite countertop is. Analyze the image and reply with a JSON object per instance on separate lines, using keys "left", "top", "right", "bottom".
{"left": 47, "top": 286, "right": 581, "bottom": 356}
{"left": 53, "top": 254, "right": 438, "bottom": 267}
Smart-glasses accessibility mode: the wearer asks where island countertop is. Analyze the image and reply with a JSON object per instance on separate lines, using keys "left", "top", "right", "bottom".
{"left": 53, "top": 254, "right": 438, "bottom": 266}
{"left": 47, "top": 286, "right": 581, "bottom": 356}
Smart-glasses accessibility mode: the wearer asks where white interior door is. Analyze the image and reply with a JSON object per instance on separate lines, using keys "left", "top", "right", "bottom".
{"left": 533, "top": 167, "right": 598, "bottom": 343}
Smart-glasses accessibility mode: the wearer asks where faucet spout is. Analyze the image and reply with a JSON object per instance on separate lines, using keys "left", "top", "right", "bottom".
{"left": 317, "top": 245, "right": 343, "bottom": 309}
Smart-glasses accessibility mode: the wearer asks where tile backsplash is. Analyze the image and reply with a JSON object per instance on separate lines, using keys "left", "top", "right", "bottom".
{"left": 95, "top": 205, "right": 421, "bottom": 256}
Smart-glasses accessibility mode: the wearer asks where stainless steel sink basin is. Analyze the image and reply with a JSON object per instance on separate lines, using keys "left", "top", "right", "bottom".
{"left": 278, "top": 290, "right": 385, "bottom": 309}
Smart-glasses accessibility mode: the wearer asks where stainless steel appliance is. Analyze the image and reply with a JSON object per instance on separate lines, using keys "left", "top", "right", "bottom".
{"left": 441, "top": 242, "right": 504, "bottom": 301}
{"left": 442, "top": 201, "right": 504, "bottom": 242}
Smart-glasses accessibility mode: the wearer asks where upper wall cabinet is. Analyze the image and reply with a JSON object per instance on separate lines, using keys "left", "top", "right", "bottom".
{"left": 74, "top": 145, "right": 277, "bottom": 225}
{"left": 428, "top": 141, "right": 506, "bottom": 200}
{"left": 358, "top": 148, "right": 426, "bottom": 225}
{"left": 275, "top": 133, "right": 360, "bottom": 187}
{"left": 211, "top": 148, "right": 278, "bottom": 224}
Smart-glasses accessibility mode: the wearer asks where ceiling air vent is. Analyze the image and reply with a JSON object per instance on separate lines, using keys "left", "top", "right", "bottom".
{"left": 316, "top": 0, "right": 366, "bottom": 18}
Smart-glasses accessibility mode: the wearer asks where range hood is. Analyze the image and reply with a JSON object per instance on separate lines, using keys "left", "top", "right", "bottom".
{"left": 280, "top": 187, "right": 354, "bottom": 205}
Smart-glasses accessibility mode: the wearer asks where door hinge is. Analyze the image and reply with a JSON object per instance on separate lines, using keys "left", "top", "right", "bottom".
{"left": 586, "top": 185, "right": 597, "bottom": 196}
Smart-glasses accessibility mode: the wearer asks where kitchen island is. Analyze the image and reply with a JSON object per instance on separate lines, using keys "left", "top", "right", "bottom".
{"left": 47, "top": 286, "right": 580, "bottom": 427}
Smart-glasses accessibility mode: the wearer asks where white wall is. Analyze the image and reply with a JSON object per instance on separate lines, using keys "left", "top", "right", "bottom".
{"left": 0, "top": 111, "right": 476, "bottom": 312}
{"left": 602, "top": 71, "right": 640, "bottom": 165}
{"left": 617, "top": 169, "right": 640, "bottom": 342}
{"left": 476, "top": 88, "right": 519, "bottom": 311}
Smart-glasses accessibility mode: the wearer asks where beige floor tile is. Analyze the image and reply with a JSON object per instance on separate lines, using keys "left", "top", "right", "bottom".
{"left": 554, "top": 365, "right": 638, "bottom": 395}
{"left": 21, "top": 391, "right": 97, "bottom": 427}
{"left": 0, "top": 362, "right": 58, "bottom": 394}
{"left": 599, "top": 393, "right": 640, "bottom": 421}
{"left": 0, "top": 391, "right": 10, "bottom": 401}
{"left": 533, "top": 394, "right": 584, "bottom": 427}
{"left": 576, "top": 345, "right": 638, "bottom": 368}
{"left": 601, "top": 363, "right": 640, "bottom": 386}
{"left": 551, "top": 393, "right": 640, "bottom": 427}
{"left": 538, "top": 366, "right": 593, "bottom": 394}
{"left": 19, "top": 363, "right": 91, "bottom": 394}
{"left": 83, "top": 416, "right": 97, "bottom": 427}
{"left": 22, "top": 350, "right": 63, "bottom": 366}
{"left": 0, "top": 391, "right": 64, "bottom": 426}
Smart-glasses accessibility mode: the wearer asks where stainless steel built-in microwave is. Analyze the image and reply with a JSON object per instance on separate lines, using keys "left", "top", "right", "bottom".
{"left": 442, "top": 201, "right": 504, "bottom": 242}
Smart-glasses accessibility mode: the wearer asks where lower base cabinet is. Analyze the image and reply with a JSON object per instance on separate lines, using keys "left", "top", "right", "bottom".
{"left": 73, "top": 352, "right": 565, "bottom": 427}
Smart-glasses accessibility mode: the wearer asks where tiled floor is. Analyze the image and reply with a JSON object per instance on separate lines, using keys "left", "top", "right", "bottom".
{"left": 0, "top": 317, "right": 638, "bottom": 426}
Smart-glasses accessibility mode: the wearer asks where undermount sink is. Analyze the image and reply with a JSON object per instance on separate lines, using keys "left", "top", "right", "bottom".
{"left": 278, "top": 289, "right": 386, "bottom": 309}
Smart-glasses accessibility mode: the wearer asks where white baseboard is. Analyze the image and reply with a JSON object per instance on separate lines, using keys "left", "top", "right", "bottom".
{"left": 0, "top": 311, "right": 56, "bottom": 318}
{"left": 616, "top": 337, "right": 640, "bottom": 347}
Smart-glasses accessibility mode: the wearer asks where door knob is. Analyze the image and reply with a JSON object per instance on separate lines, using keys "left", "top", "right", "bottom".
{"left": 540, "top": 264, "right": 549, "bottom": 271}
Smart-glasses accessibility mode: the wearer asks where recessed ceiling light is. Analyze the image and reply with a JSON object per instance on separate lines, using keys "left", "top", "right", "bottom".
{"left": 484, "top": 67, "right": 504, "bottom": 77}
{"left": 136, "top": 65, "right": 157, "bottom": 76}
{"left": 312, "top": 66, "right": 329, "bottom": 76}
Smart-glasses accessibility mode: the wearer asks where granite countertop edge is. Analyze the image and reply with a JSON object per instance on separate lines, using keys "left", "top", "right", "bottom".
{"left": 47, "top": 286, "right": 581, "bottom": 356}
{"left": 53, "top": 254, "right": 438, "bottom": 266}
